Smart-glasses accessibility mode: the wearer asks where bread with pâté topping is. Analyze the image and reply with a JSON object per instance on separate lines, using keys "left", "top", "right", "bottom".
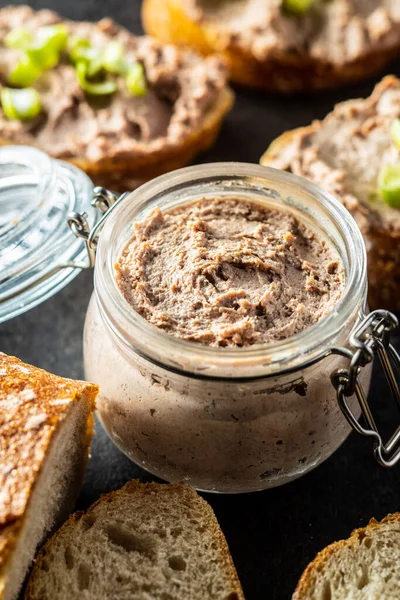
{"left": 0, "top": 5, "right": 233, "bottom": 191}
{"left": 261, "top": 76, "right": 400, "bottom": 310}
{"left": 142, "top": 0, "right": 400, "bottom": 93}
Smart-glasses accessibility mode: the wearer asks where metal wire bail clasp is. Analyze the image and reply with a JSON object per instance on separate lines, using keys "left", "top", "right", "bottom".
{"left": 331, "top": 310, "right": 400, "bottom": 467}
{"left": 67, "top": 186, "right": 129, "bottom": 268}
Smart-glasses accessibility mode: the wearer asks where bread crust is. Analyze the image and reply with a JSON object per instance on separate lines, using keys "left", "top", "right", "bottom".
{"left": 24, "top": 481, "right": 245, "bottom": 600}
{"left": 0, "top": 353, "right": 98, "bottom": 599}
{"left": 0, "top": 87, "right": 233, "bottom": 192}
{"left": 292, "top": 513, "right": 400, "bottom": 599}
{"left": 260, "top": 82, "right": 400, "bottom": 312}
{"left": 142, "top": 0, "right": 400, "bottom": 93}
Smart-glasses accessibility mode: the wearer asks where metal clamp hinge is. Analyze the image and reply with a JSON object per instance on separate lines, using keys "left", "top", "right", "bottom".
{"left": 331, "top": 310, "right": 400, "bottom": 467}
{"left": 67, "top": 186, "right": 129, "bottom": 268}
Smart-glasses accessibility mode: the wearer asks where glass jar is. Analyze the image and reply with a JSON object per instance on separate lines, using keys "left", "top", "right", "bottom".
{"left": 83, "top": 163, "right": 376, "bottom": 493}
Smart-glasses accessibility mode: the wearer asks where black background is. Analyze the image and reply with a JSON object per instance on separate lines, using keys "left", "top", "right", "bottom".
{"left": 1, "top": 1, "right": 400, "bottom": 599}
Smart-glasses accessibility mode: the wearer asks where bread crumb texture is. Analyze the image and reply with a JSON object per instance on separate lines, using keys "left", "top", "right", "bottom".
{"left": 293, "top": 513, "right": 400, "bottom": 599}
{"left": 25, "top": 481, "right": 245, "bottom": 600}
{"left": 0, "top": 353, "right": 97, "bottom": 576}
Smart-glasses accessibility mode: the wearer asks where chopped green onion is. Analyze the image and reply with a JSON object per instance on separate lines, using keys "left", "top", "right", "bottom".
{"left": 5, "top": 25, "right": 68, "bottom": 86}
{"left": 75, "top": 61, "right": 117, "bottom": 95}
{"left": 26, "top": 24, "right": 68, "bottom": 70}
{"left": 8, "top": 55, "right": 42, "bottom": 86}
{"left": 26, "top": 47, "right": 59, "bottom": 71}
{"left": 70, "top": 40, "right": 128, "bottom": 77}
{"left": 1, "top": 87, "right": 42, "bottom": 121}
{"left": 126, "top": 62, "right": 147, "bottom": 96}
{"left": 391, "top": 118, "right": 400, "bottom": 149}
{"left": 4, "top": 27, "right": 33, "bottom": 50}
{"left": 37, "top": 25, "right": 68, "bottom": 53}
{"left": 86, "top": 53, "right": 105, "bottom": 78}
{"left": 378, "top": 164, "right": 400, "bottom": 209}
{"left": 283, "top": 0, "right": 314, "bottom": 15}
{"left": 68, "top": 36, "right": 99, "bottom": 65}
{"left": 102, "top": 41, "right": 128, "bottom": 75}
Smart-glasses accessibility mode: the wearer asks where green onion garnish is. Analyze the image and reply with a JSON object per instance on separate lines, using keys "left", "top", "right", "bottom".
{"left": 68, "top": 36, "right": 99, "bottom": 64}
{"left": 26, "top": 24, "right": 68, "bottom": 70}
{"left": 75, "top": 61, "right": 117, "bottom": 95}
{"left": 378, "top": 164, "right": 400, "bottom": 209}
{"left": 102, "top": 41, "right": 128, "bottom": 75}
{"left": 391, "top": 118, "right": 400, "bottom": 149}
{"left": 4, "top": 27, "right": 33, "bottom": 50}
{"left": 126, "top": 62, "right": 147, "bottom": 96}
{"left": 283, "top": 0, "right": 314, "bottom": 15}
{"left": 38, "top": 25, "right": 68, "bottom": 53}
{"left": 1, "top": 87, "right": 42, "bottom": 121}
{"left": 5, "top": 24, "right": 68, "bottom": 85}
{"left": 8, "top": 55, "right": 42, "bottom": 86}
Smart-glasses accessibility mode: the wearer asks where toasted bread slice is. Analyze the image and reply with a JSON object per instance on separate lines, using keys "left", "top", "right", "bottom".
{"left": 142, "top": 0, "right": 400, "bottom": 93}
{"left": 24, "top": 481, "right": 244, "bottom": 600}
{"left": 0, "top": 6, "right": 233, "bottom": 191}
{"left": 261, "top": 75, "right": 400, "bottom": 310}
{"left": 0, "top": 353, "right": 97, "bottom": 600}
{"left": 293, "top": 513, "right": 400, "bottom": 599}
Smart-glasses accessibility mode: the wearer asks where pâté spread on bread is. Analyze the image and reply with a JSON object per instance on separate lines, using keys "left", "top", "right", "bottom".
{"left": 0, "top": 6, "right": 232, "bottom": 187}
{"left": 262, "top": 75, "right": 400, "bottom": 309}
{"left": 182, "top": 0, "right": 400, "bottom": 66}
{"left": 142, "top": 0, "right": 400, "bottom": 91}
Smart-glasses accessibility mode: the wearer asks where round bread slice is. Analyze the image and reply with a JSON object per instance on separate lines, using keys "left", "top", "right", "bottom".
{"left": 292, "top": 513, "right": 400, "bottom": 599}
{"left": 261, "top": 75, "right": 400, "bottom": 311}
{"left": 0, "top": 353, "right": 98, "bottom": 600}
{"left": 0, "top": 6, "right": 234, "bottom": 191}
{"left": 24, "top": 481, "right": 244, "bottom": 600}
{"left": 142, "top": 0, "right": 400, "bottom": 93}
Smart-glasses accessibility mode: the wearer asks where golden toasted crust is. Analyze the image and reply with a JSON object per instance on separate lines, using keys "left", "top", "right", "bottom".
{"left": 25, "top": 481, "right": 245, "bottom": 600}
{"left": 292, "top": 513, "right": 400, "bottom": 599}
{"left": 0, "top": 353, "right": 98, "bottom": 592}
{"left": 142, "top": 0, "right": 400, "bottom": 93}
{"left": 260, "top": 77, "right": 400, "bottom": 311}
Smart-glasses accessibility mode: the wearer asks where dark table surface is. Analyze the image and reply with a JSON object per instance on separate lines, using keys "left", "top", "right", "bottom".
{"left": 2, "top": 1, "right": 400, "bottom": 599}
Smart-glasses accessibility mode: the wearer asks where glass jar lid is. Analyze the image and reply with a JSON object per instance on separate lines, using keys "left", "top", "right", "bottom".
{"left": 0, "top": 145, "right": 95, "bottom": 323}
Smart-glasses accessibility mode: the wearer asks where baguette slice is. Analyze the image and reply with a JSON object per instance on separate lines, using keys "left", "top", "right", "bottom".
{"left": 142, "top": 0, "right": 400, "bottom": 93}
{"left": 261, "top": 75, "right": 400, "bottom": 311}
{"left": 25, "top": 481, "right": 245, "bottom": 600}
{"left": 0, "top": 353, "right": 98, "bottom": 600}
{"left": 293, "top": 513, "right": 400, "bottom": 599}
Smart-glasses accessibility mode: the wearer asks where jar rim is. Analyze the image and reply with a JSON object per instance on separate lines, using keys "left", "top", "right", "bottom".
{"left": 95, "top": 162, "right": 367, "bottom": 379}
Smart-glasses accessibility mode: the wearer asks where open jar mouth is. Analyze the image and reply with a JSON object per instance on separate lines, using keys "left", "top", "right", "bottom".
{"left": 95, "top": 162, "right": 367, "bottom": 380}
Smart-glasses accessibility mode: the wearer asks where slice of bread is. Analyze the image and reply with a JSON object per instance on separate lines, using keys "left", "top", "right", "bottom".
{"left": 25, "top": 481, "right": 245, "bottom": 600}
{"left": 293, "top": 513, "right": 400, "bottom": 599}
{"left": 0, "top": 353, "right": 98, "bottom": 600}
{"left": 261, "top": 75, "right": 400, "bottom": 311}
{"left": 142, "top": 0, "right": 400, "bottom": 93}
